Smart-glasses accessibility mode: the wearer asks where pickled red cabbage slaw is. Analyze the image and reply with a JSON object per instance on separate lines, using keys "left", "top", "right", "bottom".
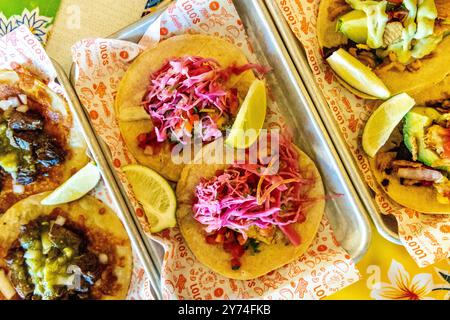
{"left": 140, "top": 56, "right": 268, "bottom": 147}
{"left": 193, "top": 136, "right": 317, "bottom": 246}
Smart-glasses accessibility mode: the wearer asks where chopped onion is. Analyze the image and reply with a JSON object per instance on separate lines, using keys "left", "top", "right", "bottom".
{"left": 54, "top": 216, "right": 66, "bottom": 226}
{"left": 18, "top": 94, "right": 27, "bottom": 105}
{"left": 0, "top": 97, "right": 20, "bottom": 111}
{"left": 16, "top": 105, "right": 29, "bottom": 113}
{"left": 0, "top": 269, "right": 16, "bottom": 300}
{"left": 12, "top": 184, "right": 24, "bottom": 194}
{"left": 98, "top": 253, "right": 108, "bottom": 264}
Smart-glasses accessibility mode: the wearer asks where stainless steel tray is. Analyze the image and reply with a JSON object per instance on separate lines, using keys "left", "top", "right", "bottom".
{"left": 264, "top": 0, "right": 401, "bottom": 244}
{"left": 52, "top": 60, "right": 163, "bottom": 300}
{"left": 69, "top": 0, "right": 372, "bottom": 298}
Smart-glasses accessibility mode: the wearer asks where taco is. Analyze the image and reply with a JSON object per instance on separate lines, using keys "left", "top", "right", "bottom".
{"left": 0, "top": 70, "right": 89, "bottom": 214}
{"left": 176, "top": 136, "right": 325, "bottom": 280}
{"left": 370, "top": 95, "right": 450, "bottom": 214}
{"left": 318, "top": 0, "right": 450, "bottom": 96}
{"left": 115, "top": 34, "right": 266, "bottom": 182}
{"left": 0, "top": 193, "right": 132, "bottom": 300}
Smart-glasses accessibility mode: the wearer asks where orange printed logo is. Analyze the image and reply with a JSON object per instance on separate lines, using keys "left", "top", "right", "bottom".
{"left": 209, "top": 1, "right": 220, "bottom": 11}
{"left": 135, "top": 208, "right": 144, "bottom": 218}
{"left": 160, "top": 27, "right": 169, "bottom": 36}
{"left": 119, "top": 50, "right": 129, "bottom": 59}
{"left": 89, "top": 110, "right": 99, "bottom": 120}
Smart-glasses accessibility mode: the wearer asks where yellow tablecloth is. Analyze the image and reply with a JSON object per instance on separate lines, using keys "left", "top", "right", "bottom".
{"left": 329, "top": 222, "right": 450, "bottom": 300}
{"left": 47, "top": 0, "right": 450, "bottom": 300}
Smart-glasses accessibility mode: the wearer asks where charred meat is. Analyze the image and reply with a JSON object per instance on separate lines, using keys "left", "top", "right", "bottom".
{"left": 12, "top": 131, "right": 36, "bottom": 151}
{"left": 16, "top": 164, "right": 37, "bottom": 185}
{"left": 48, "top": 224, "right": 83, "bottom": 253}
{"left": 5, "top": 248, "right": 34, "bottom": 299}
{"left": 72, "top": 252, "right": 101, "bottom": 285}
{"left": 34, "top": 137, "right": 65, "bottom": 168}
{"left": 8, "top": 110, "right": 44, "bottom": 131}
{"left": 0, "top": 107, "right": 66, "bottom": 187}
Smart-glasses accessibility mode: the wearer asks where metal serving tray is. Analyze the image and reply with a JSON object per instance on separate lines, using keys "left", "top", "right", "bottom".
{"left": 264, "top": 0, "right": 401, "bottom": 244}
{"left": 52, "top": 60, "right": 163, "bottom": 300}
{"left": 69, "top": 0, "right": 372, "bottom": 298}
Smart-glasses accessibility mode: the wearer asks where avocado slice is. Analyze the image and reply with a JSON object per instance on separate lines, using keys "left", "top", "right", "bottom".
{"left": 337, "top": 10, "right": 368, "bottom": 44}
{"left": 403, "top": 107, "right": 449, "bottom": 172}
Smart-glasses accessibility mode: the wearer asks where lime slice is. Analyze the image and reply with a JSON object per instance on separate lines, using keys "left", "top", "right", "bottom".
{"left": 225, "top": 79, "right": 267, "bottom": 149}
{"left": 327, "top": 48, "right": 391, "bottom": 100}
{"left": 122, "top": 164, "right": 177, "bottom": 233}
{"left": 119, "top": 106, "right": 151, "bottom": 122}
{"left": 363, "top": 93, "right": 416, "bottom": 158}
{"left": 41, "top": 162, "right": 101, "bottom": 205}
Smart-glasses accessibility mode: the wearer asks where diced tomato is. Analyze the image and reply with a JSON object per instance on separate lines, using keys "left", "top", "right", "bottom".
{"left": 389, "top": 0, "right": 403, "bottom": 4}
{"left": 189, "top": 114, "right": 200, "bottom": 124}
{"left": 279, "top": 224, "right": 302, "bottom": 246}
{"left": 231, "top": 258, "right": 241, "bottom": 270}
{"left": 223, "top": 241, "right": 235, "bottom": 252}
{"left": 297, "top": 213, "right": 306, "bottom": 224}
{"left": 237, "top": 234, "right": 246, "bottom": 246}
{"left": 215, "top": 233, "right": 224, "bottom": 243}
{"left": 230, "top": 244, "right": 245, "bottom": 259}
{"left": 421, "top": 181, "right": 434, "bottom": 187}
{"left": 136, "top": 131, "right": 164, "bottom": 154}
{"left": 206, "top": 235, "right": 217, "bottom": 245}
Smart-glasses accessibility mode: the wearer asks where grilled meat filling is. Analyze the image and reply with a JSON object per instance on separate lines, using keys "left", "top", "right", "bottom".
{"left": 377, "top": 142, "right": 445, "bottom": 187}
{"left": 8, "top": 110, "right": 44, "bottom": 131}
{"left": 6, "top": 215, "right": 104, "bottom": 300}
{"left": 1, "top": 109, "right": 66, "bottom": 186}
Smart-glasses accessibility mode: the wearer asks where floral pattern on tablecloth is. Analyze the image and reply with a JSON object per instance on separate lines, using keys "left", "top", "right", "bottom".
{"left": 0, "top": 0, "right": 61, "bottom": 44}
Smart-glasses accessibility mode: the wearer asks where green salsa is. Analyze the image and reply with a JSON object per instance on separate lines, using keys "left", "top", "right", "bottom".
{"left": 6, "top": 216, "right": 102, "bottom": 300}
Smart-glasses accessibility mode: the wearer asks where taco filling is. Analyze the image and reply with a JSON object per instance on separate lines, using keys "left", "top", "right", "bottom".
{"left": 375, "top": 102, "right": 450, "bottom": 205}
{"left": 5, "top": 215, "right": 107, "bottom": 300}
{"left": 0, "top": 197, "right": 130, "bottom": 301}
{"left": 0, "top": 71, "right": 88, "bottom": 214}
{"left": 192, "top": 137, "right": 319, "bottom": 270}
{"left": 137, "top": 56, "right": 267, "bottom": 154}
{"left": 323, "top": 0, "right": 449, "bottom": 73}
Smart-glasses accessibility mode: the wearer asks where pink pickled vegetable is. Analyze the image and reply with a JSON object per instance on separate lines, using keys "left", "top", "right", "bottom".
{"left": 193, "top": 136, "right": 317, "bottom": 246}
{"left": 140, "top": 56, "right": 269, "bottom": 148}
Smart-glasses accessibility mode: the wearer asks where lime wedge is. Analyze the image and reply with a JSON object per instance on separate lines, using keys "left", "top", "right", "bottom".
{"left": 334, "top": 74, "right": 380, "bottom": 100}
{"left": 225, "top": 79, "right": 267, "bottom": 149}
{"left": 119, "top": 106, "right": 151, "bottom": 122}
{"left": 337, "top": 10, "right": 368, "bottom": 44}
{"left": 363, "top": 93, "right": 416, "bottom": 158}
{"left": 122, "top": 164, "right": 177, "bottom": 233}
{"left": 327, "top": 48, "right": 391, "bottom": 100}
{"left": 41, "top": 162, "right": 101, "bottom": 205}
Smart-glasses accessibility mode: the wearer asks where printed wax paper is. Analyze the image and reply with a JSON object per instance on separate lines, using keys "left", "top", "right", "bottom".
{"left": 275, "top": 0, "right": 450, "bottom": 267}
{"left": 71, "top": 0, "right": 361, "bottom": 300}
{"left": 0, "top": 26, "right": 153, "bottom": 300}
